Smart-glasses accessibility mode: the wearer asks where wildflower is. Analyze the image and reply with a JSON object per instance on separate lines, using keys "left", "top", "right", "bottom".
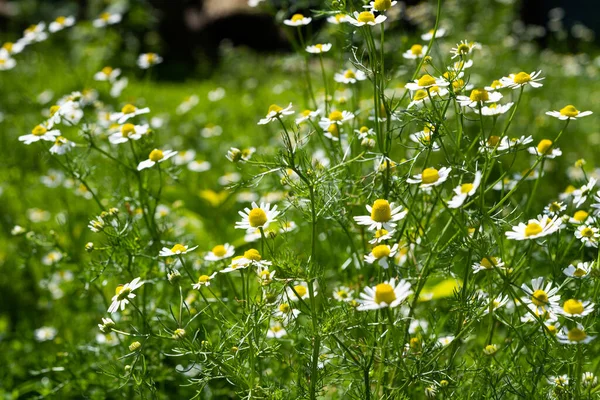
{"left": 405, "top": 74, "right": 450, "bottom": 91}
{"left": 472, "top": 256, "right": 504, "bottom": 273}
{"left": 110, "top": 77, "right": 129, "bottom": 98}
{"left": 346, "top": 11, "right": 387, "bottom": 27}
{"left": 473, "top": 102, "right": 514, "bottom": 116}
{"left": 547, "top": 375, "right": 569, "bottom": 387}
{"left": 450, "top": 40, "right": 479, "bottom": 59}
{"left": 34, "top": 326, "right": 57, "bottom": 342}
{"left": 546, "top": 104, "right": 593, "bottom": 120}
{"left": 257, "top": 265, "right": 275, "bottom": 285}
{"left": 482, "top": 294, "right": 510, "bottom": 314}
{"left": 192, "top": 272, "right": 217, "bottom": 289}
{"left": 505, "top": 215, "right": 561, "bottom": 240}
{"left": 1, "top": 41, "right": 25, "bottom": 56}
{"left": 47, "top": 101, "right": 83, "bottom": 128}
{"left": 557, "top": 324, "right": 595, "bottom": 344}
{"left": 235, "top": 202, "right": 280, "bottom": 230}
{"left": 108, "top": 123, "right": 149, "bottom": 144}
{"left": 88, "top": 216, "right": 106, "bottom": 232}
{"left": 448, "top": 171, "right": 482, "bottom": 208}
{"left": 226, "top": 147, "right": 255, "bottom": 163}
{"left": 159, "top": 243, "right": 198, "bottom": 257}
{"left": 273, "top": 302, "right": 301, "bottom": 324}
{"left": 42, "top": 250, "right": 63, "bottom": 265}
{"left": 407, "top": 167, "right": 452, "bottom": 189}
{"left": 520, "top": 277, "right": 561, "bottom": 314}
{"left": 456, "top": 89, "right": 503, "bottom": 108}
{"left": 363, "top": 0, "right": 398, "bottom": 12}
{"left": 569, "top": 210, "right": 590, "bottom": 224}
{"left": 483, "top": 344, "right": 498, "bottom": 355}
{"left": 421, "top": 28, "right": 446, "bottom": 40}
{"left": 572, "top": 178, "right": 596, "bottom": 207}
{"left": 332, "top": 286, "right": 355, "bottom": 302}
{"left": 295, "top": 109, "right": 321, "bottom": 124}
{"left": 108, "top": 277, "right": 144, "bottom": 313}
{"left": 287, "top": 281, "right": 315, "bottom": 301}
{"left": 437, "top": 335, "right": 454, "bottom": 347}
{"left": 555, "top": 299, "right": 594, "bottom": 318}
{"left": 93, "top": 12, "right": 122, "bottom": 28}
{"left": 49, "top": 16, "right": 75, "bottom": 33}
{"left": 204, "top": 244, "right": 235, "bottom": 262}
{"left": 11, "top": 225, "right": 26, "bottom": 235}
{"left": 327, "top": 14, "right": 348, "bottom": 24}
{"left": 424, "top": 386, "right": 437, "bottom": 398}
{"left": 368, "top": 228, "right": 396, "bottom": 244}
{"left": 257, "top": 103, "right": 294, "bottom": 125}
{"left": 582, "top": 372, "right": 598, "bottom": 388}
{"left": 357, "top": 278, "right": 412, "bottom": 311}
{"left": 167, "top": 270, "right": 182, "bottom": 284}
{"left": 407, "top": 89, "right": 432, "bottom": 108}
{"left": 137, "top": 53, "right": 163, "bottom": 69}
{"left": 0, "top": 50, "right": 16, "bottom": 70}
{"left": 49, "top": 136, "right": 75, "bottom": 155}
{"left": 318, "top": 110, "right": 354, "bottom": 129}
{"left": 334, "top": 69, "right": 367, "bottom": 84}
{"left": 177, "top": 95, "right": 199, "bottom": 115}
{"left": 575, "top": 225, "right": 599, "bottom": 247}
{"left": 500, "top": 70, "right": 544, "bottom": 89}
{"left": 172, "top": 328, "right": 186, "bottom": 339}
{"left": 137, "top": 149, "right": 178, "bottom": 171}
{"left": 355, "top": 126, "right": 375, "bottom": 140}
{"left": 402, "top": 44, "right": 428, "bottom": 60}
{"left": 23, "top": 23, "right": 48, "bottom": 44}
{"left": 98, "top": 317, "right": 115, "bottom": 333}
{"left": 305, "top": 43, "right": 332, "bottom": 54}
{"left": 111, "top": 104, "right": 150, "bottom": 124}
{"left": 448, "top": 59, "right": 474, "bottom": 72}
{"left": 19, "top": 124, "right": 60, "bottom": 145}
{"left": 354, "top": 199, "right": 407, "bottom": 231}
{"left": 527, "top": 139, "right": 561, "bottom": 158}
{"left": 283, "top": 14, "right": 312, "bottom": 26}
{"left": 563, "top": 261, "right": 592, "bottom": 278}
{"left": 129, "top": 341, "right": 142, "bottom": 352}
{"left": 364, "top": 243, "right": 398, "bottom": 269}
{"left": 229, "top": 249, "right": 272, "bottom": 271}
{"left": 94, "top": 66, "right": 121, "bottom": 82}
{"left": 266, "top": 321, "right": 287, "bottom": 338}
{"left": 544, "top": 201, "right": 566, "bottom": 217}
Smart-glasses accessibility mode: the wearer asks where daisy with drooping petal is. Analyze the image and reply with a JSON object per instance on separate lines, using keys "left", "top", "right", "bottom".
{"left": 318, "top": 110, "right": 354, "bottom": 129}
{"left": 204, "top": 244, "right": 235, "bottom": 262}
{"left": 305, "top": 43, "right": 332, "bottom": 54}
{"left": 402, "top": 44, "right": 428, "bottom": 60}
{"left": 346, "top": 11, "right": 387, "bottom": 27}
{"left": 93, "top": 12, "right": 122, "bottom": 28}
{"left": 108, "top": 277, "right": 144, "bottom": 313}
{"left": 544, "top": 201, "right": 566, "bottom": 217}
{"left": 327, "top": 14, "right": 348, "bottom": 24}
{"left": 500, "top": 70, "right": 544, "bottom": 89}
{"left": 137, "top": 53, "right": 163, "bottom": 69}
{"left": 23, "top": 23, "right": 48, "bottom": 44}
{"left": 111, "top": 104, "right": 150, "bottom": 124}
{"left": 563, "top": 261, "right": 592, "bottom": 278}
{"left": 353, "top": 199, "right": 407, "bottom": 231}
{"left": 334, "top": 69, "right": 367, "bottom": 84}
{"left": 368, "top": 228, "right": 396, "bottom": 244}
{"left": 227, "top": 249, "right": 272, "bottom": 271}
{"left": 159, "top": 243, "right": 199, "bottom": 257}
{"left": 192, "top": 272, "right": 217, "bottom": 289}
{"left": 482, "top": 293, "right": 510, "bottom": 314}
{"left": 226, "top": 147, "right": 255, "bottom": 163}
{"left": 545, "top": 105, "right": 592, "bottom": 120}
{"left": 333, "top": 286, "right": 355, "bottom": 302}
{"left": 137, "top": 149, "right": 178, "bottom": 171}
{"left": 456, "top": 89, "right": 503, "bottom": 108}
{"left": 505, "top": 215, "right": 561, "bottom": 240}
{"left": 575, "top": 225, "right": 599, "bottom": 247}
{"left": 450, "top": 40, "right": 479, "bottom": 59}
{"left": 94, "top": 66, "right": 121, "bottom": 82}
{"left": 295, "top": 109, "right": 321, "bottom": 124}
{"left": 286, "top": 281, "right": 316, "bottom": 301}
{"left": 49, "top": 16, "right": 75, "bottom": 32}
{"left": 421, "top": 28, "right": 446, "bottom": 40}
{"left": 363, "top": 0, "right": 398, "bottom": 12}
{"left": 49, "top": 136, "right": 75, "bottom": 155}
{"left": 108, "top": 123, "right": 149, "bottom": 144}
{"left": 19, "top": 124, "right": 60, "bottom": 144}
{"left": 557, "top": 324, "right": 595, "bottom": 344}
{"left": 283, "top": 14, "right": 312, "bottom": 26}
{"left": 572, "top": 178, "right": 596, "bottom": 207}
{"left": 258, "top": 103, "right": 294, "bottom": 125}
{"left": 472, "top": 256, "right": 504, "bottom": 273}
{"left": 473, "top": 102, "right": 514, "bottom": 116}
{"left": 527, "top": 139, "right": 561, "bottom": 158}
{"left": 407, "top": 167, "right": 452, "bottom": 189}
{"left": 266, "top": 321, "right": 287, "bottom": 338}
{"left": 236, "top": 202, "right": 280, "bottom": 230}
{"left": 520, "top": 277, "right": 561, "bottom": 315}
{"left": 364, "top": 243, "right": 398, "bottom": 269}
{"left": 448, "top": 171, "right": 482, "bottom": 208}
{"left": 405, "top": 74, "right": 450, "bottom": 91}
{"left": 555, "top": 299, "right": 594, "bottom": 318}
{"left": 520, "top": 302, "right": 558, "bottom": 324}
{"left": 357, "top": 278, "right": 413, "bottom": 311}
{"left": 273, "top": 302, "right": 301, "bottom": 324}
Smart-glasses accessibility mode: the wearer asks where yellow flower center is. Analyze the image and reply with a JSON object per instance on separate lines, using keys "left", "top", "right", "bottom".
{"left": 410, "top": 44, "right": 423, "bottom": 55}
{"left": 513, "top": 72, "right": 531, "bottom": 84}
{"left": 328, "top": 111, "right": 343, "bottom": 121}
{"left": 490, "top": 80, "right": 502, "bottom": 89}
{"left": 524, "top": 222, "right": 543, "bottom": 237}
{"left": 413, "top": 90, "right": 428, "bottom": 101}
{"left": 49, "top": 105, "right": 60, "bottom": 116}
{"left": 457, "top": 43, "right": 471, "bottom": 54}
{"left": 359, "top": 126, "right": 369, "bottom": 133}
{"left": 567, "top": 328, "right": 587, "bottom": 342}
{"left": 370, "top": 199, "right": 392, "bottom": 222}
{"left": 563, "top": 299, "right": 584, "bottom": 315}
{"left": 546, "top": 324, "right": 557, "bottom": 335}
{"left": 212, "top": 245, "right": 227, "bottom": 257}
{"left": 357, "top": 12, "right": 375, "bottom": 24}
{"left": 536, "top": 139, "right": 553, "bottom": 154}
{"left": 344, "top": 70, "right": 356, "bottom": 79}
{"left": 116, "top": 285, "right": 131, "bottom": 300}
{"left": 549, "top": 202, "right": 562, "bottom": 213}
{"left": 580, "top": 227, "right": 595, "bottom": 238}
{"left": 417, "top": 74, "right": 436, "bottom": 87}
{"left": 461, "top": 183, "right": 474, "bottom": 194}
{"left": 32, "top": 125, "right": 47, "bottom": 136}
{"left": 121, "top": 104, "right": 137, "bottom": 114}
{"left": 293, "top": 285, "right": 307, "bottom": 298}
{"left": 372, "top": 245, "right": 391, "bottom": 259}
{"left": 3, "top": 42, "right": 13, "bottom": 52}
{"left": 531, "top": 289, "right": 548, "bottom": 306}
{"left": 268, "top": 104, "right": 282, "bottom": 115}
{"left": 469, "top": 89, "right": 489, "bottom": 102}
{"left": 574, "top": 267, "right": 587, "bottom": 277}
{"left": 336, "top": 289, "right": 348, "bottom": 298}
{"left": 335, "top": 14, "right": 345, "bottom": 22}
{"left": 480, "top": 256, "right": 498, "bottom": 269}
{"left": 198, "top": 275, "right": 211, "bottom": 283}
{"left": 101, "top": 66, "right": 113, "bottom": 76}
{"left": 559, "top": 105, "right": 579, "bottom": 117}
{"left": 54, "top": 136, "right": 66, "bottom": 145}
{"left": 121, "top": 123, "right": 135, "bottom": 137}
{"left": 248, "top": 208, "right": 268, "bottom": 227}
{"left": 101, "top": 12, "right": 111, "bottom": 21}
{"left": 146, "top": 53, "right": 156, "bottom": 62}
{"left": 573, "top": 210, "right": 588, "bottom": 222}
{"left": 149, "top": 149, "right": 164, "bottom": 162}
{"left": 374, "top": 283, "right": 396, "bottom": 304}
{"left": 421, "top": 168, "right": 440, "bottom": 184}
{"left": 279, "top": 303, "right": 290, "bottom": 313}
{"left": 291, "top": 14, "right": 304, "bottom": 22}
{"left": 243, "top": 248, "right": 262, "bottom": 261}
{"left": 373, "top": 0, "right": 392, "bottom": 11}
{"left": 171, "top": 244, "right": 187, "bottom": 253}
{"left": 375, "top": 228, "right": 389, "bottom": 238}
{"left": 327, "top": 124, "right": 339, "bottom": 137}
{"left": 55, "top": 16, "right": 66, "bottom": 24}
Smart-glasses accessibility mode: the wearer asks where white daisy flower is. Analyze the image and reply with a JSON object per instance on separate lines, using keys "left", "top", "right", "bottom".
{"left": 499, "top": 70, "right": 544, "bottom": 89}
{"left": 0, "top": 50, "right": 16, "bottom": 70}
{"left": 555, "top": 299, "right": 594, "bottom": 318}
{"left": 569, "top": 210, "right": 591, "bottom": 224}
{"left": 437, "top": 335, "right": 454, "bottom": 347}
{"left": 563, "top": 261, "right": 592, "bottom": 278}
{"left": 98, "top": 317, "right": 115, "bottom": 333}
{"left": 547, "top": 375, "right": 569, "bottom": 387}
{"left": 176, "top": 95, "right": 199, "bottom": 115}
{"left": 19, "top": 124, "right": 60, "bottom": 144}
{"left": 582, "top": 372, "right": 598, "bottom": 388}
{"left": 482, "top": 293, "right": 510, "bottom": 314}
{"left": 368, "top": 228, "right": 396, "bottom": 244}
{"left": 49, "top": 16, "right": 75, "bottom": 32}
{"left": 204, "top": 244, "right": 235, "bottom": 262}
{"left": 557, "top": 324, "right": 595, "bottom": 344}
{"left": 407, "top": 167, "right": 452, "bottom": 189}
{"left": 1, "top": 41, "right": 25, "bottom": 56}
{"left": 421, "top": 28, "right": 446, "bottom": 40}
{"left": 49, "top": 136, "right": 75, "bottom": 155}
{"left": 108, "top": 123, "right": 149, "bottom": 144}
{"left": 283, "top": 14, "right": 312, "bottom": 26}
{"left": 334, "top": 69, "right": 367, "bottom": 84}
{"left": 93, "top": 12, "right": 122, "bottom": 28}
{"left": 448, "top": 171, "right": 482, "bottom": 208}
{"left": 456, "top": 89, "right": 503, "bottom": 108}
{"left": 257, "top": 265, "right": 276, "bottom": 285}
{"left": 447, "top": 59, "right": 474, "bottom": 72}
{"left": 108, "top": 277, "right": 144, "bottom": 313}
{"left": 353, "top": 199, "right": 407, "bottom": 231}
{"left": 355, "top": 126, "right": 375, "bottom": 140}
{"left": 357, "top": 278, "right": 413, "bottom": 311}
{"left": 110, "top": 77, "right": 129, "bottom": 98}
{"left": 505, "top": 215, "right": 561, "bottom": 240}
{"left": 110, "top": 104, "right": 150, "bottom": 124}
{"left": 305, "top": 43, "right": 332, "bottom": 54}
{"left": 402, "top": 44, "right": 428, "bottom": 60}
{"left": 34, "top": 326, "right": 57, "bottom": 342}
{"left": 192, "top": 272, "right": 217, "bottom": 289}
{"left": 295, "top": 109, "right": 321, "bottom": 124}
{"left": 286, "top": 281, "right": 315, "bottom": 301}
{"left": 527, "top": 139, "right": 561, "bottom": 158}
{"left": 258, "top": 103, "right": 294, "bottom": 125}
{"left": 273, "top": 302, "right": 301, "bottom": 324}
{"left": 94, "top": 66, "right": 121, "bottom": 82}
{"left": 472, "top": 256, "right": 504, "bottom": 273}
{"left": 520, "top": 302, "right": 558, "bottom": 324}
{"left": 544, "top": 201, "right": 566, "bottom": 217}
{"left": 42, "top": 250, "right": 62, "bottom": 265}
{"left": 572, "top": 178, "right": 596, "bottom": 207}
{"left": 332, "top": 286, "right": 355, "bottom": 302}
{"left": 137, "top": 53, "right": 163, "bottom": 69}
{"left": 575, "top": 225, "right": 599, "bottom": 247}
{"left": 473, "top": 102, "right": 514, "bottom": 116}
{"left": 450, "top": 40, "right": 479, "bottom": 59}
{"left": 520, "top": 277, "right": 561, "bottom": 315}
{"left": 545, "top": 105, "right": 592, "bottom": 120}
{"left": 327, "top": 14, "right": 348, "bottom": 24}
{"left": 364, "top": 243, "right": 398, "bottom": 269}
{"left": 346, "top": 11, "right": 387, "bottom": 27}
{"left": 23, "top": 22, "right": 48, "bottom": 44}
{"left": 266, "top": 321, "right": 287, "bottom": 338}
{"left": 226, "top": 249, "right": 272, "bottom": 271}
{"left": 405, "top": 74, "right": 450, "bottom": 91}
{"left": 137, "top": 149, "right": 178, "bottom": 171}
{"left": 159, "top": 243, "right": 199, "bottom": 257}
{"left": 318, "top": 110, "right": 354, "bottom": 129}
{"left": 235, "top": 202, "right": 280, "bottom": 230}
{"left": 363, "top": 0, "right": 398, "bottom": 12}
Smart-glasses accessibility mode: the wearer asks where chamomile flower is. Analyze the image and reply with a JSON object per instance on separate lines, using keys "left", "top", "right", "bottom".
{"left": 333, "top": 286, "right": 355, "bottom": 302}
{"left": 456, "top": 89, "right": 503, "bottom": 108}
{"left": 557, "top": 324, "right": 595, "bottom": 344}
{"left": 108, "top": 277, "right": 144, "bottom": 313}
{"left": 258, "top": 103, "right": 294, "bottom": 125}
{"left": 500, "top": 70, "right": 544, "bottom": 89}
{"left": 353, "top": 199, "right": 407, "bottom": 231}
{"left": 19, "top": 124, "right": 60, "bottom": 144}
{"left": 555, "top": 299, "right": 594, "bottom": 318}
{"left": 520, "top": 277, "right": 561, "bottom": 314}
{"left": 23, "top": 23, "right": 48, "bottom": 44}
{"left": 473, "top": 102, "right": 514, "bottom": 116}
{"left": 49, "top": 136, "right": 75, "bottom": 155}
{"left": 346, "top": 11, "right": 387, "bottom": 27}
{"left": 235, "top": 202, "right": 279, "bottom": 230}
{"left": 257, "top": 265, "right": 275, "bottom": 285}
{"left": 421, "top": 28, "right": 446, "bottom": 40}
{"left": 527, "top": 139, "right": 562, "bottom": 158}
{"left": 226, "top": 147, "right": 255, "bottom": 163}
{"left": 34, "top": 326, "right": 57, "bottom": 342}
{"left": 137, "top": 149, "right": 177, "bottom": 171}
{"left": 505, "top": 215, "right": 561, "bottom": 240}
{"left": 228, "top": 249, "right": 272, "bottom": 270}
{"left": 403, "top": 45, "right": 428, "bottom": 62}
{"left": 305, "top": 43, "right": 332, "bottom": 54}
{"left": 407, "top": 167, "right": 452, "bottom": 189}
{"left": 98, "top": 317, "right": 115, "bottom": 333}
{"left": 0, "top": 50, "right": 16, "bottom": 70}
{"left": 569, "top": 210, "right": 591, "bottom": 224}
{"left": 482, "top": 294, "right": 510, "bottom": 314}
{"left": 546, "top": 104, "right": 593, "bottom": 120}
{"left": 364, "top": 243, "right": 398, "bottom": 269}
{"left": 295, "top": 109, "right": 321, "bottom": 125}
{"left": 273, "top": 302, "right": 301, "bottom": 324}
{"left": 448, "top": 59, "right": 474, "bottom": 72}
{"left": 137, "top": 53, "right": 163, "bottom": 69}
{"left": 110, "top": 77, "right": 129, "bottom": 98}
{"left": 42, "top": 250, "right": 63, "bottom": 265}
{"left": 405, "top": 74, "right": 450, "bottom": 91}
{"left": 363, "top": 0, "right": 398, "bottom": 11}
{"left": 572, "top": 178, "right": 596, "bottom": 207}
{"left": 448, "top": 171, "right": 482, "bottom": 208}
{"left": 563, "top": 261, "right": 592, "bottom": 278}
{"left": 547, "top": 375, "right": 569, "bottom": 387}
{"left": 192, "top": 272, "right": 217, "bottom": 289}
{"left": 1, "top": 41, "right": 25, "bottom": 56}
{"left": 159, "top": 243, "right": 199, "bottom": 257}
{"left": 327, "top": 13, "right": 348, "bottom": 24}
{"left": 94, "top": 66, "right": 121, "bottom": 82}
{"left": 544, "top": 201, "right": 566, "bottom": 216}
{"left": 575, "top": 225, "right": 599, "bottom": 247}
{"left": 472, "top": 256, "right": 504, "bottom": 273}
{"left": 108, "top": 123, "right": 149, "bottom": 144}
{"left": 355, "top": 126, "right": 375, "bottom": 140}
{"left": 283, "top": 14, "right": 312, "bottom": 26}
{"left": 357, "top": 278, "right": 412, "bottom": 311}
{"left": 111, "top": 104, "right": 150, "bottom": 124}
{"left": 450, "top": 40, "right": 478, "bottom": 59}
{"left": 49, "top": 16, "right": 75, "bottom": 32}
{"left": 318, "top": 110, "right": 354, "bottom": 129}
{"left": 582, "top": 372, "right": 598, "bottom": 388}
{"left": 520, "top": 302, "right": 557, "bottom": 324}
{"left": 93, "top": 12, "right": 122, "bottom": 28}
{"left": 407, "top": 89, "right": 429, "bottom": 108}
{"left": 204, "top": 244, "right": 235, "bottom": 262}
{"left": 334, "top": 69, "right": 367, "bottom": 84}
{"left": 286, "top": 281, "right": 315, "bottom": 301}
{"left": 369, "top": 228, "right": 396, "bottom": 244}
{"left": 437, "top": 335, "right": 454, "bottom": 347}
{"left": 266, "top": 321, "right": 287, "bottom": 338}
